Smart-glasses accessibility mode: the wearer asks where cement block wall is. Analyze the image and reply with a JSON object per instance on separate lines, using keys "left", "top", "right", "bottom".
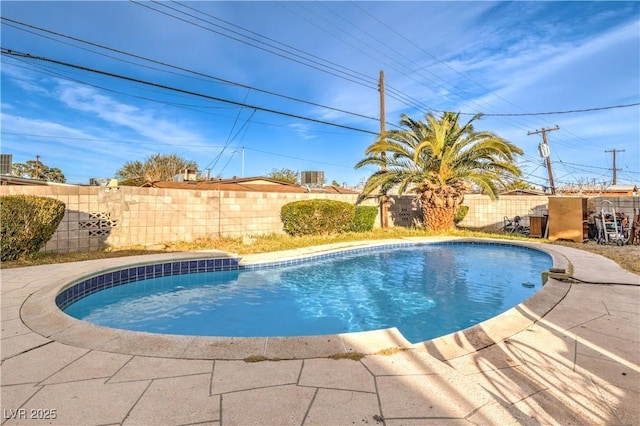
{"left": 0, "top": 185, "right": 375, "bottom": 253}
{"left": 387, "top": 194, "right": 551, "bottom": 230}
{"left": 591, "top": 197, "right": 640, "bottom": 219}
{"left": 456, "top": 194, "right": 551, "bottom": 230}
{"left": 3, "top": 184, "right": 638, "bottom": 254}
{"left": 388, "top": 194, "right": 640, "bottom": 231}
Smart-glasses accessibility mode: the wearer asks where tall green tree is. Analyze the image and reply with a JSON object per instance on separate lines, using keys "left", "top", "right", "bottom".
{"left": 267, "top": 168, "right": 299, "bottom": 184}
{"left": 355, "top": 112, "right": 523, "bottom": 231}
{"left": 11, "top": 160, "right": 66, "bottom": 183}
{"left": 115, "top": 153, "right": 198, "bottom": 186}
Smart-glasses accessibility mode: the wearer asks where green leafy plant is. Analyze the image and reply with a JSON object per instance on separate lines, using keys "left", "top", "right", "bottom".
{"left": 356, "top": 112, "right": 522, "bottom": 231}
{"left": 281, "top": 199, "right": 355, "bottom": 236}
{"left": 454, "top": 205, "right": 469, "bottom": 224}
{"left": 352, "top": 206, "right": 378, "bottom": 232}
{"left": 1, "top": 195, "right": 66, "bottom": 261}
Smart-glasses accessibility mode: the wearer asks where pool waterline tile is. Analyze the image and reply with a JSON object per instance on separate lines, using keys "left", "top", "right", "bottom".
{"left": 55, "top": 241, "right": 551, "bottom": 343}
{"left": 24, "top": 238, "right": 567, "bottom": 360}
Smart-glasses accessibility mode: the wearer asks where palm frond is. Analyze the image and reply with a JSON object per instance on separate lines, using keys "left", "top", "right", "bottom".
{"left": 356, "top": 110, "right": 524, "bottom": 205}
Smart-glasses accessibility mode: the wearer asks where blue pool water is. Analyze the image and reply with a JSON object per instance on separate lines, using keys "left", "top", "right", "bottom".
{"left": 63, "top": 243, "right": 552, "bottom": 343}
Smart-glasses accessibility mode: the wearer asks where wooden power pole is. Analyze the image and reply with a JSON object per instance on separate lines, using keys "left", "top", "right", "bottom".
{"left": 35, "top": 155, "right": 41, "bottom": 180}
{"left": 528, "top": 126, "right": 559, "bottom": 194}
{"left": 605, "top": 149, "right": 624, "bottom": 185}
{"left": 379, "top": 70, "right": 389, "bottom": 228}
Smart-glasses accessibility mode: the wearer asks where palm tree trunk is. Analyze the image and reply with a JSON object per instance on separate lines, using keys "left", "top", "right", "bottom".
{"left": 419, "top": 184, "right": 465, "bottom": 231}
{"left": 421, "top": 203, "right": 456, "bottom": 231}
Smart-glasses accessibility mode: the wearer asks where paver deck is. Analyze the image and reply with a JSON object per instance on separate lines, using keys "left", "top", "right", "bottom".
{"left": 1, "top": 238, "right": 638, "bottom": 425}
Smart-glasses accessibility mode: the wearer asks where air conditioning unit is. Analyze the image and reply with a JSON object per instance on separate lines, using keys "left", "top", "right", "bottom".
{"left": 300, "top": 170, "right": 324, "bottom": 188}
{"left": 0, "top": 154, "right": 12, "bottom": 175}
{"left": 173, "top": 169, "right": 198, "bottom": 182}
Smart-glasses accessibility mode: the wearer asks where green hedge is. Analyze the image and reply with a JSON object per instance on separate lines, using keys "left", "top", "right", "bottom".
{"left": 281, "top": 199, "right": 356, "bottom": 236}
{"left": 351, "top": 206, "right": 378, "bottom": 232}
{"left": 1, "top": 195, "right": 66, "bottom": 261}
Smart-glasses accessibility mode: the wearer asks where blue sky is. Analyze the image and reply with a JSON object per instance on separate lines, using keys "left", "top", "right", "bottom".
{"left": 1, "top": 1, "right": 639, "bottom": 188}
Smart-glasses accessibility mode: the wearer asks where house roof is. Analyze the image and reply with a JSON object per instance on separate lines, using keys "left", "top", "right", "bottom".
{"left": 0, "top": 175, "right": 74, "bottom": 186}
{"left": 141, "top": 177, "right": 360, "bottom": 194}
{"left": 608, "top": 184, "right": 638, "bottom": 192}
{"left": 557, "top": 184, "right": 638, "bottom": 196}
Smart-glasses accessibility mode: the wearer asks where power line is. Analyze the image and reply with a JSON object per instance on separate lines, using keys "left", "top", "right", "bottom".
{"left": 1, "top": 130, "right": 361, "bottom": 170}
{"left": 482, "top": 102, "right": 640, "bottom": 117}
{"left": 5, "top": 15, "right": 636, "bottom": 123}
{"left": 138, "top": 1, "right": 456, "bottom": 126}
{"left": 280, "top": 2, "right": 436, "bottom": 115}
{"left": 1, "top": 48, "right": 379, "bottom": 135}
{"left": 131, "top": 1, "right": 379, "bottom": 90}
{"left": 558, "top": 160, "right": 640, "bottom": 174}
{"left": 169, "top": 0, "right": 377, "bottom": 86}
{"left": 0, "top": 16, "right": 381, "bottom": 124}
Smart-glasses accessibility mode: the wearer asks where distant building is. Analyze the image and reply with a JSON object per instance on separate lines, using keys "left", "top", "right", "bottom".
{"left": 0, "top": 175, "right": 73, "bottom": 186}
{"left": 142, "top": 176, "right": 359, "bottom": 194}
{"left": 558, "top": 184, "right": 638, "bottom": 197}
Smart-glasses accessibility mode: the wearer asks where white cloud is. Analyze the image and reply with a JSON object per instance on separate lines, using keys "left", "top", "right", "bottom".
{"left": 55, "top": 81, "right": 205, "bottom": 146}
{"left": 461, "top": 20, "right": 640, "bottom": 110}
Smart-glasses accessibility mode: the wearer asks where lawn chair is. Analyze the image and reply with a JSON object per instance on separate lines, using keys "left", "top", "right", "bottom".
{"left": 502, "top": 215, "right": 528, "bottom": 235}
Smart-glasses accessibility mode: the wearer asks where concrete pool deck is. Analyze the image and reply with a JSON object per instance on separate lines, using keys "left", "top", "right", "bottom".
{"left": 1, "top": 238, "right": 638, "bottom": 425}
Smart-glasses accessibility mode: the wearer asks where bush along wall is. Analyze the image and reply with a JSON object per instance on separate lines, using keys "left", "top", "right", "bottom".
{"left": 281, "top": 199, "right": 356, "bottom": 236}
{"left": 352, "top": 206, "right": 378, "bottom": 232}
{"left": 454, "top": 205, "right": 469, "bottom": 224}
{"left": 0, "top": 195, "right": 66, "bottom": 261}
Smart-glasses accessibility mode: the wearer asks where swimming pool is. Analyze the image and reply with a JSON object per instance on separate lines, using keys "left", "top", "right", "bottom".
{"left": 60, "top": 242, "right": 552, "bottom": 343}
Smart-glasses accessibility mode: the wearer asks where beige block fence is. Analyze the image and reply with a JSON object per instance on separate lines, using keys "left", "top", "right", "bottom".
{"left": 2, "top": 185, "right": 638, "bottom": 254}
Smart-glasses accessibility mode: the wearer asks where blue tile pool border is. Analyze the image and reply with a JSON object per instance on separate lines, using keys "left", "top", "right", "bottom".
{"left": 55, "top": 240, "right": 548, "bottom": 311}
{"left": 56, "top": 257, "right": 241, "bottom": 310}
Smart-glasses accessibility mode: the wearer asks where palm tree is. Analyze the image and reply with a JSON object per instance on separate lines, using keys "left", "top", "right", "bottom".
{"left": 355, "top": 112, "right": 523, "bottom": 231}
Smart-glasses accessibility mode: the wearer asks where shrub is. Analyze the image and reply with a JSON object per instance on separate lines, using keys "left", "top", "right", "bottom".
{"left": 281, "top": 199, "right": 355, "bottom": 236}
{"left": 454, "top": 205, "right": 469, "bottom": 224}
{"left": 352, "top": 206, "right": 378, "bottom": 232}
{"left": 1, "top": 195, "right": 66, "bottom": 261}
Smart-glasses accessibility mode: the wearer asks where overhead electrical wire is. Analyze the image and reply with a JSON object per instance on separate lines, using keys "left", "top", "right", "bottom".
{"left": 1, "top": 53, "right": 363, "bottom": 140}
{"left": 0, "top": 16, "right": 381, "bottom": 124}
{"left": 350, "top": 1, "right": 540, "bottom": 118}
{"left": 2, "top": 8, "right": 636, "bottom": 185}
{"left": 4, "top": 15, "right": 635, "bottom": 124}
{"left": 148, "top": 0, "right": 640, "bottom": 168}
{"left": 482, "top": 102, "right": 640, "bottom": 116}
{"left": 204, "top": 89, "right": 256, "bottom": 176}
{"left": 138, "top": 1, "right": 434, "bottom": 126}
{"left": 280, "top": 1, "right": 435, "bottom": 115}
{"left": 336, "top": 1, "right": 638, "bottom": 159}
{"left": 131, "top": 0, "right": 379, "bottom": 90}
{"left": 168, "top": 0, "right": 377, "bottom": 86}
{"left": 272, "top": 0, "right": 640, "bottom": 170}
{"left": 0, "top": 48, "right": 379, "bottom": 136}
{"left": 5, "top": 46, "right": 371, "bottom": 140}
{"left": 0, "top": 130, "right": 360, "bottom": 170}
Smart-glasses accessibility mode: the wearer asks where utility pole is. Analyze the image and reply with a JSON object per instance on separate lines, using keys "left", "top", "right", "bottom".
{"left": 605, "top": 149, "right": 624, "bottom": 185}
{"left": 528, "top": 126, "right": 559, "bottom": 194}
{"left": 35, "top": 155, "right": 40, "bottom": 180}
{"left": 379, "top": 70, "right": 388, "bottom": 228}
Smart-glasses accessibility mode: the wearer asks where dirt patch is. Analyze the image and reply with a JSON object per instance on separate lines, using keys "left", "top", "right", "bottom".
{"left": 553, "top": 240, "right": 639, "bottom": 275}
